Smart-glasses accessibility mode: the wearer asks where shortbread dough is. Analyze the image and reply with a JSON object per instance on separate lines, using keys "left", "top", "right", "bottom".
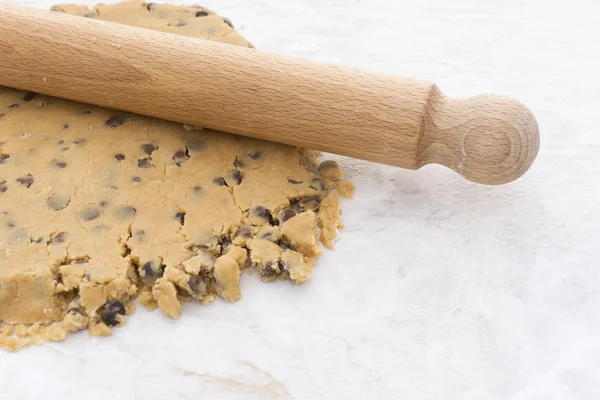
{"left": 0, "top": 1, "right": 353, "bottom": 351}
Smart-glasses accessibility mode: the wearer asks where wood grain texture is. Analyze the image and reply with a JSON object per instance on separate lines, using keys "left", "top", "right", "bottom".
{"left": 0, "top": 2, "right": 539, "bottom": 184}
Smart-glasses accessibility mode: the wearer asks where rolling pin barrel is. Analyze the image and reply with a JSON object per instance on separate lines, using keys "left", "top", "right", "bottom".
{"left": 0, "top": 3, "right": 539, "bottom": 184}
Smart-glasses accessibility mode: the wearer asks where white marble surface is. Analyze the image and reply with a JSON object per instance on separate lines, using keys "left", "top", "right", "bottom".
{"left": 1, "top": 0, "right": 599, "bottom": 399}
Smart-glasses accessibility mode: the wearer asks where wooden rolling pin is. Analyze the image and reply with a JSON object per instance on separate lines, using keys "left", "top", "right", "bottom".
{"left": 0, "top": 3, "right": 539, "bottom": 185}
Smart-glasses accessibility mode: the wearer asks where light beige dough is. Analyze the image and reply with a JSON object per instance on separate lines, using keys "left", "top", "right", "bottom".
{"left": 0, "top": 0, "right": 352, "bottom": 351}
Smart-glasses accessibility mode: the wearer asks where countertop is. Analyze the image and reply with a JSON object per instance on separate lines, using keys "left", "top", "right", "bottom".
{"left": 1, "top": 0, "right": 599, "bottom": 399}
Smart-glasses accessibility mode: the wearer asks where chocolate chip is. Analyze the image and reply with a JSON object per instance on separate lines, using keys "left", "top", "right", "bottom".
{"left": 0, "top": 182, "right": 7, "bottom": 193}
{"left": 318, "top": 160, "right": 339, "bottom": 175}
{"left": 223, "top": 17, "right": 234, "bottom": 28}
{"left": 132, "top": 177, "right": 141, "bottom": 183}
{"left": 0, "top": 154, "right": 9, "bottom": 164}
{"left": 235, "top": 226, "right": 253, "bottom": 238}
{"left": 6, "top": 221, "right": 15, "bottom": 228}
{"left": 74, "top": 139, "right": 86, "bottom": 145}
{"left": 141, "top": 260, "right": 162, "bottom": 279}
{"left": 213, "top": 177, "right": 227, "bottom": 186}
{"left": 106, "top": 116, "right": 125, "bottom": 128}
{"left": 195, "top": 10, "right": 209, "bottom": 17}
{"left": 248, "top": 151, "right": 262, "bottom": 160}
{"left": 192, "top": 185, "right": 203, "bottom": 193}
{"left": 114, "top": 153, "right": 125, "bottom": 161}
{"left": 140, "top": 143, "right": 158, "bottom": 155}
{"left": 47, "top": 194, "right": 70, "bottom": 211}
{"left": 23, "top": 92, "right": 36, "bottom": 102}
{"left": 99, "top": 201, "right": 108, "bottom": 207}
{"left": 100, "top": 301, "right": 126, "bottom": 327}
{"left": 287, "top": 178, "right": 303, "bottom": 184}
{"left": 309, "top": 178, "right": 327, "bottom": 192}
{"left": 54, "top": 161, "right": 67, "bottom": 168}
{"left": 67, "top": 307, "right": 83, "bottom": 315}
{"left": 8, "top": 104, "right": 19, "bottom": 109}
{"left": 117, "top": 206, "right": 136, "bottom": 219}
{"left": 262, "top": 261, "right": 279, "bottom": 277}
{"left": 234, "top": 157, "right": 245, "bottom": 168}
{"left": 80, "top": 205, "right": 101, "bottom": 221}
{"left": 57, "top": 140, "right": 65, "bottom": 146}
{"left": 16, "top": 175, "right": 34, "bottom": 188}
{"left": 0, "top": 113, "right": 4, "bottom": 118}
{"left": 174, "top": 211, "right": 185, "bottom": 225}
{"left": 188, "top": 275, "right": 202, "bottom": 293}
{"left": 278, "top": 208, "right": 297, "bottom": 223}
{"left": 220, "top": 238, "right": 232, "bottom": 252}
{"left": 297, "top": 195, "right": 321, "bottom": 211}
{"left": 251, "top": 206, "right": 272, "bottom": 222}
{"left": 146, "top": 2, "right": 156, "bottom": 11}
{"left": 172, "top": 150, "right": 189, "bottom": 166}
{"left": 52, "top": 232, "right": 69, "bottom": 244}
{"left": 134, "top": 230, "right": 145, "bottom": 242}
{"left": 81, "top": 110, "right": 92, "bottom": 116}
{"left": 138, "top": 158, "right": 152, "bottom": 168}
{"left": 260, "top": 231, "right": 275, "bottom": 239}
{"left": 63, "top": 124, "right": 70, "bottom": 129}
{"left": 227, "top": 169, "right": 242, "bottom": 186}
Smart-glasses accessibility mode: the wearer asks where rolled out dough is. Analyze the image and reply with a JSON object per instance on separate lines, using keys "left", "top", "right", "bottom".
{"left": 0, "top": 0, "right": 353, "bottom": 351}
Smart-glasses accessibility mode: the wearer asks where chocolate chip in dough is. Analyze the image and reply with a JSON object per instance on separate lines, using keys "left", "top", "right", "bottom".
{"left": 141, "top": 260, "right": 163, "bottom": 279}
{"left": 195, "top": 10, "right": 209, "bottom": 17}
{"left": 248, "top": 151, "right": 262, "bottom": 160}
{"left": 106, "top": 116, "right": 125, "bottom": 128}
{"left": 262, "top": 261, "right": 280, "bottom": 277}
{"left": 63, "top": 124, "right": 70, "bottom": 130}
{"left": 8, "top": 104, "right": 19, "bottom": 109}
{"left": 188, "top": 275, "right": 203, "bottom": 293}
{"left": 146, "top": 2, "right": 156, "bottom": 11}
{"left": 309, "top": 178, "right": 327, "bottom": 192}
{"left": 251, "top": 206, "right": 272, "bottom": 222}
{"left": 297, "top": 195, "right": 321, "bottom": 211}
{"left": 117, "top": 206, "right": 137, "bottom": 220}
{"left": 57, "top": 140, "right": 65, "bottom": 146}
{"left": 234, "top": 157, "right": 245, "bottom": 168}
{"left": 0, "top": 154, "right": 9, "bottom": 164}
{"left": 132, "top": 177, "right": 141, "bottom": 183}
{"left": 226, "top": 169, "right": 242, "bottom": 186}
{"left": 51, "top": 232, "right": 69, "bottom": 244}
{"left": 172, "top": 150, "right": 189, "bottom": 166}
{"left": 6, "top": 221, "right": 15, "bottom": 228}
{"left": 138, "top": 158, "right": 153, "bottom": 168}
{"left": 140, "top": 143, "right": 158, "bottom": 155}
{"left": 100, "top": 301, "right": 126, "bottom": 327}
{"left": 191, "top": 185, "right": 203, "bottom": 194}
{"left": 54, "top": 160, "right": 67, "bottom": 169}
{"left": 287, "top": 178, "right": 303, "bottom": 184}
{"left": 23, "top": 92, "right": 36, "bottom": 102}
{"left": 74, "top": 139, "right": 86, "bottom": 145}
{"left": 81, "top": 109, "right": 92, "bottom": 116}
{"left": 235, "top": 226, "right": 253, "bottom": 238}
{"left": 114, "top": 153, "right": 126, "bottom": 161}
{"left": 318, "top": 160, "right": 339, "bottom": 173}
{"left": 16, "top": 175, "right": 34, "bottom": 188}
{"left": 134, "top": 230, "right": 146, "bottom": 242}
{"left": 278, "top": 208, "right": 297, "bottom": 223}
{"left": 174, "top": 211, "right": 185, "bottom": 225}
{"left": 0, "top": 182, "right": 7, "bottom": 193}
{"left": 47, "top": 194, "right": 70, "bottom": 211}
{"left": 213, "top": 177, "right": 227, "bottom": 186}
{"left": 80, "top": 205, "right": 101, "bottom": 221}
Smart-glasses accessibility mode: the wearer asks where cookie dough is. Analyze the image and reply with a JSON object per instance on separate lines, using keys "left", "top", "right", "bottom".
{"left": 0, "top": 1, "right": 352, "bottom": 351}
